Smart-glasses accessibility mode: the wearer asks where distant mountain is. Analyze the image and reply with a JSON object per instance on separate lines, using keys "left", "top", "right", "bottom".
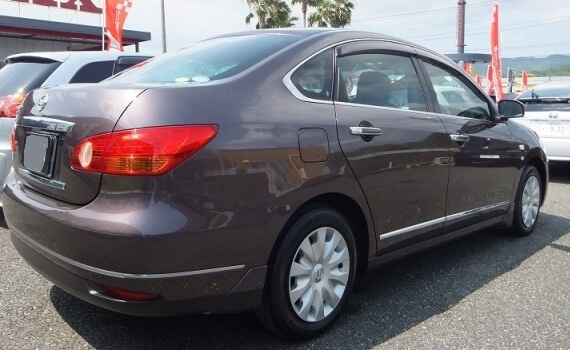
{"left": 471, "top": 54, "right": 570, "bottom": 77}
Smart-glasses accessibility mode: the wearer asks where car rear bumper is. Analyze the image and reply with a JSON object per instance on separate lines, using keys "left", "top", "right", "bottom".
{"left": 9, "top": 224, "right": 265, "bottom": 316}
{"left": 542, "top": 137, "right": 570, "bottom": 161}
{"left": 2, "top": 171, "right": 270, "bottom": 316}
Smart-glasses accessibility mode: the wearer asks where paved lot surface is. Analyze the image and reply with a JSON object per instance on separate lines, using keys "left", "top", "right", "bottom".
{"left": 1, "top": 163, "right": 568, "bottom": 350}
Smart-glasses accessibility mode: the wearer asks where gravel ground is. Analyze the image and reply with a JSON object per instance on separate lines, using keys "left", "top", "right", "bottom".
{"left": 1, "top": 162, "right": 568, "bottom": 350}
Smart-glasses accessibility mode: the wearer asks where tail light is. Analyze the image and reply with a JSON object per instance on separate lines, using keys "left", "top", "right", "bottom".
{"left": 0, "top": 92, "right": 26, "bottom": 118}
{"left": 71, "top": 125, "right": 218, "bottom": 176}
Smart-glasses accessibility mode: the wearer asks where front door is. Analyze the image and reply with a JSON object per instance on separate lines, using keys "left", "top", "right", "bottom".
{"left": 418, "top": 56, "right": 520, "bottom": 227}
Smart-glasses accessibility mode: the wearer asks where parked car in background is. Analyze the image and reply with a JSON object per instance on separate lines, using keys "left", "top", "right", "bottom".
{"left": 2, "top": 29, "right": 548, "bottom": 339}
{"left": 515, "top": 81, "right": 570, "bottom": 161}
{"left": 0, "top": 51, "right": 152, "bottom": 192}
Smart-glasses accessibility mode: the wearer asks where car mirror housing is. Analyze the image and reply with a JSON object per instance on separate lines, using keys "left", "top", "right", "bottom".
{"left": 498, "top": 99, "right": 525, "bottom": 118}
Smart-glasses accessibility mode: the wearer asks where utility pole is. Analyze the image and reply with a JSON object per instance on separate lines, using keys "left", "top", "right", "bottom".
{"left": 457, "top": 0, "right": 466, "bottom": 54}
{"left": 160, "top": 0, "right": 167, "bottom": 53}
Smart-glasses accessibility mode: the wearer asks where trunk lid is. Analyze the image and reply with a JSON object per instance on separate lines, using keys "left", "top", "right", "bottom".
{"left": 13, "top": 84, "right": 147, "bottom": 205}
{"left": 517, "top": 99, "right": 570, "bottom": 139}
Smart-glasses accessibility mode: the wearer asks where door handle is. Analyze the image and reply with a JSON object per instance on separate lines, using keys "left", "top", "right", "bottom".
{"left": 350, "top": 127, "right": 382, "bottom": 136}
{"left": 449, "top": 134, "right": 470, "bottom": 142}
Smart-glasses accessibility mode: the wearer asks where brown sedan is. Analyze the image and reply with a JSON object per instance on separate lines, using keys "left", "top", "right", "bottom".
{"left": 2, "top": 29, "right": 548, "bottom": 339}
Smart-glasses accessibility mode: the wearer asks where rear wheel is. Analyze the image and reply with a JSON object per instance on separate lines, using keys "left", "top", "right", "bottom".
{"left": 509, "top": 165, "right": 541, "bottom": 236}
{"left": 256, "top": 207, "right": 357, "bottom": 339}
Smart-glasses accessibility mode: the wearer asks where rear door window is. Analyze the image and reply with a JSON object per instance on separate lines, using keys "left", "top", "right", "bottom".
{"left": 337, "top": 52, "right": 427, "bottom": 111}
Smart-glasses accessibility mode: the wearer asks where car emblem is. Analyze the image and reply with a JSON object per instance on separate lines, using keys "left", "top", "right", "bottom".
{"left": 37, "top": 94, "right": 49, "bottom": 112}
{"left": 548, "top": 112, "right": 558, "bottom": 119}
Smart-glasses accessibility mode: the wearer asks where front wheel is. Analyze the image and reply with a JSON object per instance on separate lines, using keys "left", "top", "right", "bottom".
{"left": 256, "top": 207, "right": 357, "bottom": 339}
{"left": 509, "top": 165, "right": 541, "bottom": 236}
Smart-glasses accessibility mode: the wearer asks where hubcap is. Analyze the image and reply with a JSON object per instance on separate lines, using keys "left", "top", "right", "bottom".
{"left": 288, "top": 227, "right": 350, "bottom": 323}
{"left": 521, "top": 175, "right": 540, "bottom": 228}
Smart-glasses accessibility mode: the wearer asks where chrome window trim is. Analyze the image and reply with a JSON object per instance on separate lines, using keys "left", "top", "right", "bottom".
{"left": 379, "top": 201, "right": 510, "bottom": 240}
{"left": 282, "top": 37, "right": 417, "bottom": 105}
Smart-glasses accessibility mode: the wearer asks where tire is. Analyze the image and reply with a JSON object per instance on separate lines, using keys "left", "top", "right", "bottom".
{"left": 256, "top": 207, "right": 357, "bottom": 339}
{"left": 509, "top": 165, "right": 541, "bottom": 236}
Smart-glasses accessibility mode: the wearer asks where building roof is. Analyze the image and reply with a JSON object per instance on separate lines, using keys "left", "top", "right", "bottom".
{"left": 0, "top": 15, "right": 150, "bottom": 50}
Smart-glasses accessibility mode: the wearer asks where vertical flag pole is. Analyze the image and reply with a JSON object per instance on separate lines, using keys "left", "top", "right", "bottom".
{"left": 160, "top": 0, "right": 167, "bottom": 53}
{"left": 102, "top": 0, "right": 106, "bottom": 51}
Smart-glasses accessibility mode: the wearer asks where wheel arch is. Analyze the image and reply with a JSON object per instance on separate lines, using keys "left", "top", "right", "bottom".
{"left": 267, "top": 193, "right": 372, "bottom": 275}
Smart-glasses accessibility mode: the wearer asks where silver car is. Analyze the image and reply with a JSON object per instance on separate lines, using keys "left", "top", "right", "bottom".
{"left": 0, "top": 51, "right": 151, "bottom": 194}
{"left": 515, "top": 81, "right": 570, "bottom": 162}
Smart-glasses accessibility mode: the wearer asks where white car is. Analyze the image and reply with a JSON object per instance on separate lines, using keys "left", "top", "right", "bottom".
{"left": 515, "top": 81, "right": 570, "bottom": 162}
{"left": 0, "top": 51, "right": 152, "bottom": 196}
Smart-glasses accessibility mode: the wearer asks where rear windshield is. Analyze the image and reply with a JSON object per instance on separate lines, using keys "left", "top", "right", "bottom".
{"left": 108, "top": 34, "right": 299, "bottom": 84}
{"left": 522, "top": 100, "right": 570, "bottom": 112}
{"left": 0, "top": 61, "right": 60, "bottom": 96}
{"left": 518, "top": 85, "right": 570, "bottom": 100}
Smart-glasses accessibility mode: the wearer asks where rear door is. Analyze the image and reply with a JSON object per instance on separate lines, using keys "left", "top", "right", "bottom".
{"left": 416, "top": 54, "right": 520, "bottom": 227}
{"left": 334, "top": 41, "right": 450, "bottom": 253}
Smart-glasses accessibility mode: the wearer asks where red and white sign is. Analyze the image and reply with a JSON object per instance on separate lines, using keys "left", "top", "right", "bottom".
{"left": 6, "top": 0, "right": 102, "bottom": 14}
{"left": 105, "top": 0, "right": 134, "bottom": 51}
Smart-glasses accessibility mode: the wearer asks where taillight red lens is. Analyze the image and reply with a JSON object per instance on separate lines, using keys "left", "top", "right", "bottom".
{"left": 0, "top": 92, "right": 26, "bottom": 118}
{"left": 71, "top": 125, "right": 218, "bottom": 176}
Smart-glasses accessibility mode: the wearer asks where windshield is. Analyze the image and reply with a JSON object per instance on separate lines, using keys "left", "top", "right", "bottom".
{"left": 108, "top": 34, "right": 299, "bottom": 84}
{"left": 0, "top": 61, "right": 60, "bottom": 96}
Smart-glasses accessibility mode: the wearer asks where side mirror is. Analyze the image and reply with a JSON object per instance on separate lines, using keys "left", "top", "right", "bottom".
{"left": 498, "top": 99, "right": 525, "bottom": 118}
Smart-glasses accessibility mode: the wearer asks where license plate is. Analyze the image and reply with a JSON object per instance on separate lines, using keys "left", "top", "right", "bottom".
{"left": 23, "top": 133, "right": 56, "bottom": 177}
{"left": 540, "top": 121, "right": 567, "bottom": 134}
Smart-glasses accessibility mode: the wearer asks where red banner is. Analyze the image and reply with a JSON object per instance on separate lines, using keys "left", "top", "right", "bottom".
{"left": 486, "top": 65, "right": 494, "bottom": 95}
{"left": 490, "top": 4, "right": 504, "bottom": 101}
{"left": 105, "top": 0, "right": 134, "bottom": 51}
{"left": 521, "top": 70, "right": 529, "bottom": 91}
{"left": 476, "top": 75, "right": 483, "bottom": 87}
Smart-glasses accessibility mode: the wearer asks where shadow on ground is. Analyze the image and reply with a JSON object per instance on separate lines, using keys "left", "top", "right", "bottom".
{"left": 49, "top": 211, "right": 569, "bottom": 350}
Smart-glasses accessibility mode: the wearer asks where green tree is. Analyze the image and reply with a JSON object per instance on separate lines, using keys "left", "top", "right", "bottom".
{"left": 307, "top": 0, "right": 354, "bottom": 28}
{"left": 291, "top": 0, "right": 317, "bottom": 27}
{"left": 246, "top": 0, "right": 298, "bottom": 29}
{"left": 328, "top": 0, "right": 354, "bottom": 28}
{"left": 307, "top": 0, "right": 331, "bottom": 27}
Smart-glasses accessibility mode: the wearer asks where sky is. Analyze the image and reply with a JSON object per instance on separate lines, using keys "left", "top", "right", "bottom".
{"left": 1, "top": 0, "right": 569, "bottom": 58}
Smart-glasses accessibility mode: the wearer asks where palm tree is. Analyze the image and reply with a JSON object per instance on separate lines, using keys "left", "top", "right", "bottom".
{"left": 307, "top": 0, "right": 330, "bottom": 27}
{"left": 266, "top": 1, "right": 299, "bottom": 28}
{"left": 245, "top": 0, "right": 272, "bottom": 29}
{"left": 327, "top": 0, "right": 354, "bottom": 28}
{"left": 307, "top": 0, "right": 354, "bottom": 28}
{"left": 291, "top": 0, "right": 317, "bottom": 27}
{"left": 246, "top": 0, "right": 298, "bottom": 29}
